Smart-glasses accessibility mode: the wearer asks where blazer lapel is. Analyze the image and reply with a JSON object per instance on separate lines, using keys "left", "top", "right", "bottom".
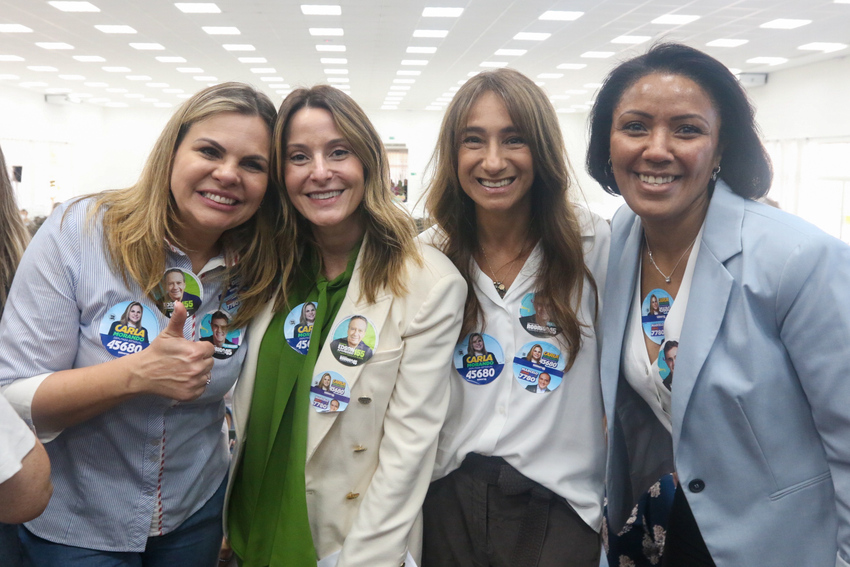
{"left": 305, "top": 247, "right": 392, "bottom": 464}
{"left": 671, "top": 183, "right": 744, "bottom": 449}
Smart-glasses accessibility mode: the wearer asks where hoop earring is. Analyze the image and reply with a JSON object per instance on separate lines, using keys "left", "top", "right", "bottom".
{"left": 711, "top": 165, "right": 721, "bottom": 181}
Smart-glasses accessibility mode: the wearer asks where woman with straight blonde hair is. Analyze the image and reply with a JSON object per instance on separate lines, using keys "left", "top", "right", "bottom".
{"left": 0, "top": 145, "right": 29, "bottom": 319}
{"left": 422, "top": 68, "right": 610, "bottom": 567}
{"left": 0, "top": 82, "right": 279, "bottom": 566}
{"left": 224, "top": 85, "right": 466, "bottom": 567}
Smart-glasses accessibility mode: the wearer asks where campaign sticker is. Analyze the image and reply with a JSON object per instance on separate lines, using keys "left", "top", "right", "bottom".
{"left": 154, "top": 268, "right": 203, "bottom": 318}
{"left": 641, "top": 289, "right": 673, "bottom": 345}
{"left": 99, "top": 300, "right": 159, "bottom": 357}
{"left": 329, "top": 315, "right": 378, "bottom": 367}
{"left": 219, "top": 283, "right": 241, "bottom": 315}
{"left": 658, "top": 339, "right": 678, "bottom": 393}
{"left": 284, "top": 302, "right": 318, "bottom": 355}
{"left": 198, "top": 311, "right": 241, "bottom": 360}
{"left": 518, "top": 293, "right": 560, "bottom": 337}
{"left": 513, "top": 340, "right": 566, "bottom": 393}
{"left": 310, "top": 371, "right": 351, "bottom": 413}
{"left": 453, "top": 333, "right": 504, "bottom": 385}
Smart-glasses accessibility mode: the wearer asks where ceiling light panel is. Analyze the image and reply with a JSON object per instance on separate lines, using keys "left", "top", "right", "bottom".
{"left": 177, "top": 67, "right": 204, "bottom": 73}
{"left": 250, "top": 68, "right": 276, "bottom": 73}
{"left": 156, "top": 56, "right": 186, "bottom": 62}
{"left": 514, "top": 32, "right": 550, "bottom": 41}
{"left": 495, "top": 49, "right": 526, "bottom": 56}
{"left": 239, "top": 57, "right": 267, "bottom": 63}
{"left": 401, "top": 59, "right": 428, "bottom": 65}
{"left": 74, "top": 55, "right": 105, "bottom": 62}
{"left": 422, "top": 7, "right": 463, "bottom": 17}
{"left": 760, "top": 19, "right": 811, "bottom": 29}
{"left": 327, "top": 77, "right": 348, "bottom": 83}
{"left": 28, "top": 66, "right": 58, "bottom": 72}
{"left": 581, "top": 51, "right": 614, "bottom": 58}
{"left": 397, "top": 70, "right": 421, "bottom": 76}
{"left": 480, "top": 61, "right": 507, "bottom": 68}
{"left": 746, "top": 56, "right": 788, "bottom": 65}
{"left": 223, "top": 44, "right": 255, "bottom": 51}
{"left": 175, "top": 3, "right": 221, "bottom": 13}
{"left": 611, "top": 35, "right": 650, "bottom": 44}
{"left": 407, "top": 47, "right": 437, "bottom": 54}
{"left": 0, "top": 55, "right": 24, "bottom": 61}
{"left": 324, "top": 68, "right": 348, "bottom": 74}
{"left": 203, "top": 26, "right": 240, "bottom": 34}
{"left": 537, "top": 73, "right": 563, "bottom": 79}
{"left": 320, "top": 58, "right": 347, "bottom": 64}
{"left": 301, "top": 5, "right": 342, "bottom": 15}
{"left": 706, "top": 39, "right": 749, "bottom": 47}
{"left": 0, "top": 24, "right": 32, "bottom": 33}
{"left": 95, "top": 25, "right": 136, "bottom": 34}
{"left": 49, "top": 1, "right": 100, "bottom": 12}
{"left": 316, "top": 45, "right": 345, "bottom": 51}
{"left": 652, "top": 14, "right": 700, "bottom": 25}
{"left": 798, "top": 42, "right": 847, "bottom": 53}
{"left": 413, "top": 30, "right": 448, "bottom": 38}
{"left": 130, "top": 43, "right": 165, "bottom": 50}
{"left": 539, "top": 11, "right": 583, "bottom": 21}
{"left": 36, "top": 43, "right": 74, "bottom": 49}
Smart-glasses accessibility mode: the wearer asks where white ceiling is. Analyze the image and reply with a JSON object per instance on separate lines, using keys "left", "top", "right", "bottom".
{"left": 0, "top": 0, "right": 849, "bottom": 113}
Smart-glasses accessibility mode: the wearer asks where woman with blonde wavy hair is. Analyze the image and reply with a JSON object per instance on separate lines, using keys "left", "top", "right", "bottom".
{"left": 0, "top": 82, "right": 279, "bottom": 566}
{"left": 421, "top": 68, "right": 610, "bottom": 567}
{"left": 224, "top": 85, "right": 466, "bottom": 567}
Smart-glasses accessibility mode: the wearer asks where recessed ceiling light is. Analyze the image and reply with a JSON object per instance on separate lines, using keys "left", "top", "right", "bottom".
{"left": 398, "top": 70, "right": 421, "bottom": 76}
{"left": 239, "top": 57, "right": 267, "bottom": 63}
{"left": 146, "top": 82, "right": 169, "bottom": 87}
{"left": 324, "top": 68, "right": 348, "bottom": 74}
{"left": 652, "top": 14, "right": 700, "bottom": 25}
{"left": 59, "top": 74, "right": 85, "bottom": 80}
{"left": 0, "top": 24, "right": 33, "bottom": 33}
{"left": 19, "top": 81, "right": 48, "bottom": 87}
{"left": 301, "top": 5, "right": 342, "bottom": 15}
{"left": 407, "top": 47, "right": 437, "bottom": 54}
{"left": 250, "top": 68, "right": 276, "bottom": 73}
{"left": 539, "top": 11, "right": 583, "bottom": 21}
{"left": 835, "top": 0, "right": 850, "bottom": 3}
{"left": 177, "top": 67, "right": 204, "bottom": 73}
{"left": 706, "top": 39, "right": 749, "bottom": 48}
{"left": 320, "top": 58, "right": 347, "bottom": 64}
{"left": 177, "top": 94, "right": 192, "bottom": 98}
{"left": 401, "top": 59, "right": 428, "bottom": 65}
{"left": 393, "top": 79, "right": 415, "bottom": 84}
{"left": 203, "top": 26, "right": 239, "bottom": 35}
{"left": 327, "top": 77, "right": 349, "bottom": 83}
{"left": 130, "top": 43, "right": 165, "bottom": 50}
{"left": 156, "top": 56, "right": 187, "bottom": 62}
{"left": 537, "top": 73, "right": 563, "bottom": 79}
{"left": 46, "top": 87, "right": 72, "bottom": 94}
{"left": 126, "top": 75, "right": 152, "bottom": 81}
{"left": 309, "top": 28, "right": 343, "bottom": 36}
{"left": 259, "top": 76, "right": 284, "bottom": 82}
{"left": 611, "top": 35, "right": 651, "bottom": 44}
{"left": 194, "top": 75, "right": 217, "bottom": 81}
{"left": 315, "top": 45, "right": 346, "bottom": 52}
{"left": 422, "top": 7, "right": 463, "bottom": 17}
{"left": 760, "top": 19, "right": 811, "bottom": 29}
{"left": 155, "top": 102, "right": 174, "bottom": 107}
{"left": 798, "top": 42, "right": 847, "bottom": 53}
{"left": 0, "top": 74, "right": 19, "bottom": 80}
{"left": 513, "top": 32, "right": 551, "bottom": 41}
{"left": 68, "top": 93, "right": 91, "bottom": 99}
{"left": 95, "top": 25, "right": 136, "bottom": 34}
{"left": 36, "top": 42, "right": 74, "bottom": 50}
{"left": 163, "top": 88, "right": 183, "bottom": 93}
{"left": 49, "top": 1, "right": 99, "bottom": 11}
{"left": 746, "top": 56, "right": 788, "bottom": 65}
{"left": 223, "top": 44, "right": 255, "bottom": 51}
{"left": 125, "top": 93, "right": 145, "bottom": 98}
{"left": 581, "top": 51, "right": 614, "bottom": 58}
{"left": 0, "top": 55, "right": 24, "bottom": 61}
{"left": 175, "top": 3, "right": 221, "bottom": 13}
{"left": 74, "top": 55, "right": 106, "bottom": 62}
{"left": 480, "top": 61, "right": 508, "bottom": 68}
{"left": 84, "top": 81, "right": 108, "bottom": 87}
{"left": 28, "top": 66, "right": 58, "bottom": 72}
{"left": 106, "top": 87, "right": 128, "bottom": 92}
{"left": 413, "top": 30, "right": 448, "bottom": 38}
{"left": 557, "top": 63, "right": 587, "bottom": 70}
{"left": 495, "top": 49, "right": 526, "bottom": 56}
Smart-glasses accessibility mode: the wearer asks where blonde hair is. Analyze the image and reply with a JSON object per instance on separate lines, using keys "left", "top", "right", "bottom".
{"left": 86, "top": 82, "right": 280, "bottom": 329}
{"left": 425, "top": 68, "right": 596, "bottom": 370}
{"left": 271, "top": 85, "right": 419, "bottom": 311}
{"left": 0, "top": 145, "right": 30, "bottom": 317}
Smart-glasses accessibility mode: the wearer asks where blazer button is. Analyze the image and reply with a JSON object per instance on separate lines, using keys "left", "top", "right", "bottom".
{"left": 346, "top": 492, "right": 360, "bottom": 500}
{"left": 688, "top": 479, "right": 706, "bottom": 493}
{"left": 353, "top": 445, "right": 367, "bottom": 453}
{"left": 358, "top": 396, "right": 372, "bottom": 404}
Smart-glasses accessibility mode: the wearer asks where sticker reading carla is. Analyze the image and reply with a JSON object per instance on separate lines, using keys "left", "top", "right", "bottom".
{"left": 513, "top": 340, "right": 566, "bottom": 393}
{"left": 284, "top": 301, "right": 318, "bottom": 355}
{"left": 453, "top": 333, "right": 505, "bottom": 385}
{"left": 99, "top": 300, "right": 160, "bottom": 357}
{"left": 329, "top": 315, "right": 378, "bottom": 367}
{"left": 154, "top": 268, "right": 204, "bottom": 318}
{"left": 641, "top": 288, "right": 673, "bottom": 345}
{"left": 198, "top": 310, "right": 241, "bottom": 360}
{"left": 518, "top": 293, "right": 560, "bottom": 337}
{"left": 310, "top": 371, "right": 351, "bottom": 413}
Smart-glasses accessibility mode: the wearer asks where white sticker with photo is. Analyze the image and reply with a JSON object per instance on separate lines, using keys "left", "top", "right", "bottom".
{"left": 310, "top": 371, "right": 351, "bottom": 413}
{"left": 453, "top": 333, "right": 505, "bottom": 385}
{"left": 283, "top": 301, "right": 317, "bottom": 355}
{"left": 641, "top": 288, "right": 673, "bottom": 345}
{"left": 99, "top": 301, "right": 159, "bottom": 357}
{"left": 513, "top": 340, "right": 566, "bottom": 393}
{"left": 198, "top": 311, "right": 241, "bottom": 359}
{"left": 329, "top": 315, "right": 379, "bottom": 367}
{"left": 154, "top": 268, "right": 204, "bottom": 318}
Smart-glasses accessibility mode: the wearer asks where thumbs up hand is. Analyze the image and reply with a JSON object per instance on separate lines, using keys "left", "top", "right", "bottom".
{"left": 129, "top": 301, "right": 216, "bottom": 401}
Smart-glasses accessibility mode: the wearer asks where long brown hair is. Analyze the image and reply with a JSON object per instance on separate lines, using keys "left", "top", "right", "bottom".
{"left": 270, "top": 85, "right": 419, "bottom": 312}
{"left": 425, "top": 68, "right": 596, "bottom": 369}
{"left": 0, "top": 145, "right": 29, "bottom": 317}
{"left": 87, "top": 82, "right": 280, "bottom": 329}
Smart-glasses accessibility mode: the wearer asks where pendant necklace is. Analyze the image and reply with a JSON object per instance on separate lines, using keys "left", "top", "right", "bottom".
{"left": 480, "top": 238, "right": 530, "bottom": 298}
{"left": 644, "top": 234, "right": 698, "bottom": 284}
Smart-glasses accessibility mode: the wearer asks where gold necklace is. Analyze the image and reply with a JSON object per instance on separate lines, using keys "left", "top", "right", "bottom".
{"left": 480, "top": 237, "right": 531, "bottom": 298}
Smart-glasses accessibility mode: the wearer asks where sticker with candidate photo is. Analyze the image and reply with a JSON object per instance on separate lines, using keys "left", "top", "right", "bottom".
{"left": 329, "top": 315, "right": 379, "bottom": 367}
{"left": 99, "top": 300, "right": 159, "bottom": 357}
{"left": 641, "top": 289, "right": 673, "bottom": 344}
{"left": 518, "top": 293, "right": 560, "bottom": 337}
{"left": 453, "top": 333, "right": 504, "bottom": 385}
{"left": 310, "top": 371, "right": 351, "bottom": 413}
{"left": 218, "top": 283, "right": 241, "bottom": 315}
{"left": 283, "top": 301, "right": 318, "bottom": 355}
{"left": 658, "top": 339, "right": 678, "bottom": 394}
{"left": 198, "top": 311, "right": 241, "bottom": 360}
{"left": 513, "top": 340, "right": 566, "bottom": 393}
{"left": 154, "top": 268, "right": 203, "bottom": 318}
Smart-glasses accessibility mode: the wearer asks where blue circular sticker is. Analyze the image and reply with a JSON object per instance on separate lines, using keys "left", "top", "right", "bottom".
{"left": 198, "top": 311, "right": 241, "bottom": 359}
{"left": 99, "top": 301, "right": 159, "bottom": 357}
{"left": 284, "top": 302, "right": 317, "bottom": 355}
{"left": 641, "top": 289, "right": 673, "bottom": 345}
{"left": 310, "top": 371, "right": 350, "bottom": 413}
{"left": 518, "top": 293, "right": 560, "bottom": 337}
{"left": 513, "top": 341, "right": 566, "bottom": 393}
{"left": 453, "top": 333, "right": 504, "bottom": 385}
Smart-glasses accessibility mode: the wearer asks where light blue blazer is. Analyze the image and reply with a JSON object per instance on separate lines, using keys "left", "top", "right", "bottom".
{"left": 601, "top": 182, "right": 850, "bottom": 566}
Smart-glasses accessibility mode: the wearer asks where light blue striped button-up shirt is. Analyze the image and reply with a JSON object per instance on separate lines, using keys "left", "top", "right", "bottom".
{"left": 0, "top": 199, "right": 247, "bottom": 551}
